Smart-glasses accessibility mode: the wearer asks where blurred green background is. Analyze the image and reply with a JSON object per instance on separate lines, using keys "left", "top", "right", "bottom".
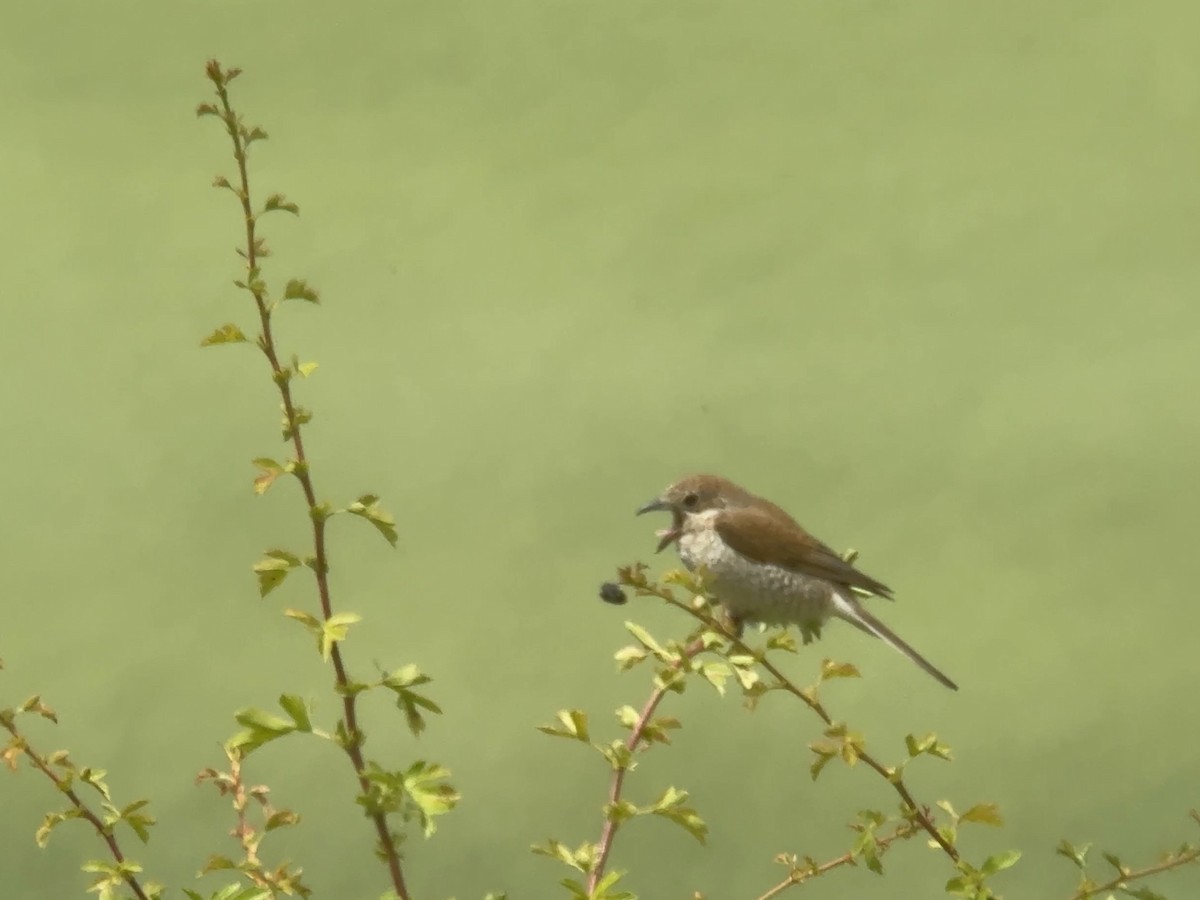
{"left": 3, "top": 1, "right": 1199, "bottom": 897}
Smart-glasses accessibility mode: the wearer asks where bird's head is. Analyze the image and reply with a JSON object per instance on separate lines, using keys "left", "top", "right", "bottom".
{"left": 636, "top": 474, "right": 752, "bottom": 552}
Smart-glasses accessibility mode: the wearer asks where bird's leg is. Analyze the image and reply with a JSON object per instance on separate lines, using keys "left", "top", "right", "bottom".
{"left": 798, "top": 620, "right": 824, "bottom": 645}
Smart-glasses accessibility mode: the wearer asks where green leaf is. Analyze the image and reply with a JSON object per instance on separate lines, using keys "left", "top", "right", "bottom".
{"left": 346, "top": 494, "right": 399, "bottom": 547}
{"left": 809, "top": 742, "right": 837, "bottom": 781}
{"left": 219, "top": 884, "right": 271, "bottom": 900}
{"left": 228, "top": 706, "right": 296, "bottom": 754}
{"left": 321, "top": 612, "right": 362, "bottom": 661}
{"left": 403, "top": 760, "right": 459, "bottom": 837}
{"left": 820, "top": 659, "right": 861, "bottom": 681}
{"left": 382, "top": 665, "right": 443, "bottom": 736}
{"left": 662, "top": 567, "right": 704, "bottom": 593}
{"left": 853, "top": 829, "right": 884, "bottom": 875}
{"left": 278, "top": 694, "right": 312, "bottom": 732}
{"left": 283, "top": 278, "right": 320, "bottom": 303}
{"left": 338, "top": 679, "right": 370, "bottom": 698}
{"left": 960, "top": 803, "right": 1004, "bottom": 827}
{"left": 765, "top": 630, "right": 798, "bottom": 653}
{"left": 650, "top": 786, "right": 707, "bottom": 844}
{"left": 281, "top": 406, "right": 313, "bottom": 441}
{"left": 118, "top": 799, "right": 155, "bottom": 843}
{"left": 17, "top": 694, "right": 57, "bottom": 722}
{"left": 264, "top": 548, "right": 301, "bottom": 567}
{"left": 537, "top": 709, "right": 589, "bottom": 742}
{"left": 126, "top": 814, "right": 154, "bottom": 843}
{"left": 642, "top": 714, "right": 681, "bottom": 746}
{"left": 308, "top": 502, "right": 334, "bottom": 526}
{"left": 732, "top": 662, "right": 760, "bottom": 691}
{"left": 615, "top": 705, "right": 640, "bottom": 729}
{"left": 614, "top": 645, "right": 647, "bottom": 671}
{"left": 382, "top": 663, "right": 430, "bottom": 689}
{"left": 905, "top": 731, "right": 953, "bottom": 761}
{"left": 201, "top": 323, "right": 248, "bottom": 347}
{"left": 265, "top": 810, "right": 300, "bottom": 832}
{"left": 1054, "top": 839, "right": 1091, "bottom": 869}
{"left": 591, "top": 870, "right": 635, "bottom": 900}
{"left": 234, "top": 708, "right": 294, "bottom": 735}
{"left": 252, "top": 553, "right": 296, "bottom": 598}
{"left": 927, "top": 741, "right": 953, "bottom": 761}
{"left": 1099, "top": 850, "right": 1125, "bottom": 872}
{"left": 531, "top": 839, "right": 589, "bottom": 873}
{"left": 603, "top": 800, "right": 639, "bottom": 825}
{"left": 296, "top": 361, "right": 318, "bottom": 378}
{"left": 980, "top": 849, "right": 1021, "bottom": 875}
{"left": 857, "top": 809, "right": 886, "bottom": 827}
{"left": 700, "top": 662, "right": 730, "bottom": 695}
{"left": 79, "top": 767, "right": 111, "bottom": 801}
{"left": 283, "top": 608, "right": 322, "bottom": 637}
{"left": 251, "top": 458, "right": 285, "bottom": 495}
{"left": 624, "top": 622, "right": 670, "bottom": 661}
{"left": 201, "top": 854, "right": 237, "bottom": 873}
{"left": 944, "top": 874, "right": 971, "bottom": 897}
{"left": 596, "top": 739, "right": 633, "bottom": 771}
{"left": 741, "top": 679, "right": 770, "bottom": 712}
{"left": 263, "top": 193, "right": 300, "bottom": 216}
{"left": 35, "top": 811, "right": 71, "bottom": 848}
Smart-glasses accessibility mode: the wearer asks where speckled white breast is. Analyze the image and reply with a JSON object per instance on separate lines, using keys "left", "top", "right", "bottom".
{"left": 676, "top": 512, "right": 833, "bottom": 627}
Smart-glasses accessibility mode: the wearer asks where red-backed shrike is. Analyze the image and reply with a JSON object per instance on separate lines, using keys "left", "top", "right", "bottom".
{"left": 637, "top": 474, "right": 957, "bottom": 690}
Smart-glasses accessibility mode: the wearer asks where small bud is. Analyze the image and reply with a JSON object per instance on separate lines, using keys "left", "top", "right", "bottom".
{"left": 599, "top": 582, "right": 627, "bottom": 605}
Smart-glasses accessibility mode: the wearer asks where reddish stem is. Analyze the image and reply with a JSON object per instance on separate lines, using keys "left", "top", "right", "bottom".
{"left": 586, "top": 637, "right": 703, "bottom": 893}
{"left": 209, "top": 63, "right": 410, "bottom": 900}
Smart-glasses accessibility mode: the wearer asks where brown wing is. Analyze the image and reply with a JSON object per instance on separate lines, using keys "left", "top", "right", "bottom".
{"left": 714, "top": 506, "right": 894, "bottom": 598}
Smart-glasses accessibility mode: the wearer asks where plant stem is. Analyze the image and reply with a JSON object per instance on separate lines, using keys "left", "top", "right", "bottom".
{"left": 755, "top": 823, "right": 914, "bottom": 900}
{"left": 1072, "top": 842, "right": 1200, "bottom": 900}
{"left": 1, "top": 721, "right": 151, "bottom": 900}
{"left": 663, "top": 594, "right": 959, "bottom": 862}
{"left": 207, "top": 60, "right": 410, "bottom": 900}
{"left": 586, "top": 637, "right": 704, "bottom": 894}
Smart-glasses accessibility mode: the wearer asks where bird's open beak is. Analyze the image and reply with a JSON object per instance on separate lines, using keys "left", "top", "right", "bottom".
{"left": 635, "top": 497, "right": 683, "bottom": 553}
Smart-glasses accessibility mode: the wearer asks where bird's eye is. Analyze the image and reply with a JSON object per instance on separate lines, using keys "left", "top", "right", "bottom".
{"left": 682, "top": 492, "right": 699, "bottom": 508}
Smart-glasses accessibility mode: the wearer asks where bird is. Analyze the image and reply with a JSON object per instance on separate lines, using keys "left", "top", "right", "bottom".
{"left": 636, "top": 474, "right": 957, "bottom": 690}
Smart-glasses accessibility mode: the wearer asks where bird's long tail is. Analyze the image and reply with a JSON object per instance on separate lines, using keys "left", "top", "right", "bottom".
{"left": 831, "top": 592, "right": 958, "bottom": 691}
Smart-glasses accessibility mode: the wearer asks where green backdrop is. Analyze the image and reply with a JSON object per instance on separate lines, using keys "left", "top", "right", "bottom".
{"left": 3, "top": 2, "right": 1199, "bottom": 897}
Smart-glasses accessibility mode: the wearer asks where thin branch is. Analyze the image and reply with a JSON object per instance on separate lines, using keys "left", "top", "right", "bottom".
{"left": 654, "top": 587, "right": 960, "bottom": 862}
{"left": 1, "top": 721, "right": 151, "bottom": 900}
{"left": 197, "top": 748, "right": 310, "bottom": 896}
{"left": 206, "top": 60, "right": 410, "bottom": 900}
{"left": 764, "top": 644, "right": 959, "bottom": 858}
{"left": 227, "top": 751, "right": 260, "bottom": 868}
{"left": 756, "top": 822, "right": 916, "bottom": 900}
{"left": 1072, "top": 842, "right": 1200, "bottom": 900}
{"left": 585, "top": 637, "right": 705, "bottom": 894}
